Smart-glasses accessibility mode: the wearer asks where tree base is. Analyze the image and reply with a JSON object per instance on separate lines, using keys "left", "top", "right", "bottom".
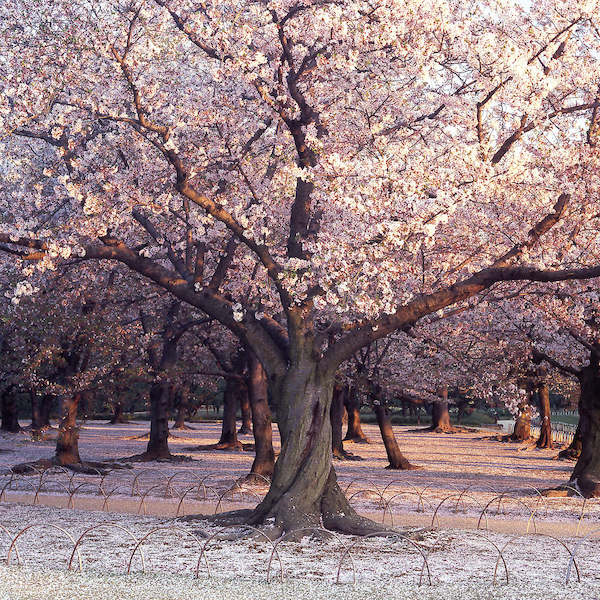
{"left": 332, "top": 448, "right": 363, "bottom": 461}
{"left": 123, "top": 431, "right": 182, "bottom": 441}
{"left": 108, "top": 418, "right": 130, "bottom": 425}
{"left": 557, "top": 447, "right": 581, "bottom": 461}
{"left": 10, "top": 457, "right": 131, "bottom": 475}
{"left": 116, "top": 450, "right": 194, "bottom": 463}
{"left": 184, "top": 441, "right": 254, "bottom": 452}
{"left": 343, "top": 435, "right": 371, "bottom": 444}
{"left": 172, "top": 423, "right": 196, "bottom": 431}
{"left": 385, "top": 461, "right": 422, "bottom": 470}
{"left": 238, "top": 425, "right": 252, "bottom": 435}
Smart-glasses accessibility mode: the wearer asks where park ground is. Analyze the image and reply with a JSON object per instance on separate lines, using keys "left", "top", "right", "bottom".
{"left": 0, "top": 421, "right": 597, "bottom": 599}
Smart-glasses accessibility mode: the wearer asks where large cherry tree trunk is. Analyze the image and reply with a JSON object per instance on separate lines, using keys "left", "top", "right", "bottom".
{"left": 431, "top": 388, "right": 453, "bottom": 432}
{"left": 536, "top": 381, "right": 553, "bottom": 449}
{"left": 55, "top": 394, "right": 82, "bottom": 465}
{"left": 570, "top": 358, "right": 600, "bottom": 497}
{"left": 246, "top": 352, "right": 274, "bottom": 479}
{"left": 343, "top": 387, "right": 369, "bottom": 443}
{"left": 373, "top": 403, "right": 416, "bottom": 470}
{"left": 246, "top": 356, "right": 380, "bottom": 535}
{"left": 1, "top": 387, "right": 21, "bottom": 433}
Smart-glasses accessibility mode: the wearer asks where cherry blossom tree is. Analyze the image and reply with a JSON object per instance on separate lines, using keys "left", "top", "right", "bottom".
{"left": 3, "top": 0, "right": 600, "bottom": 531}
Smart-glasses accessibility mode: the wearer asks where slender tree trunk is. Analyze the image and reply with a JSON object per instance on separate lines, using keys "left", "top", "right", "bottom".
{"left": 373, "top": 404, "right": 417, "bottom": 469}
{"left": 173, "top": 385, "right": 190, "bottom": 429}
{"left": 511, "top": 400, "right": 532, "bottom": 441}
{"left": 31, "top": 391, "right": 43, "bottom": 431}
{"left": 246, "top": 352, "right": 275, "bottom": 479}
{"left": 331, "top": 384, "right": 359, "bottom": 460}
{"left": 40, "top": 394, "right": 53, "bottom": 428}
{"left": 1, "top": 387, "right": 21, "bottom": 433}
{"left": 238, "top": 386, "right": 252, "bottom": 435}
{"left": 216, "top": 379, "right": 242, "bottom": 449}
{"left": 55, "top": 394, "right": 82, "bottom": 465}
{"left": 536, "top": 382, "right": 553, "bottom": 449}
{"left": 570, "top": 360, "right": 600, "bottom": 497}
{"left": 145, "top": 382, "right": 172, "bottom": 459}
{"left": 343, "top": 387, "right": 369, "bottom": 443}
{"left": 109, "top": 401, "right": 128, "bottom": 424}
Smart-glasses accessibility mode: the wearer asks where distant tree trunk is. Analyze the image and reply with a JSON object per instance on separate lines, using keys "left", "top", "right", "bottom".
{"left": 373, "top": 404, "right": 417, "bottom": 470}
{"left": 55, "top": 394, "right": 82, "bottom": 465}
{"left": 173, "top": 385, "right": 191, "bottom": 429}
{"left": 246, "top": 352, "right": 275, "bottom": 479}
{"left": 109, "top": 401, "right": 128, "bottom": 424}
{"left": 431, "top": 388, "right": 453, "bottom": 432}
{"left": 145, "top": 382, "right": 172, "bottom": 459}
{"left": 40, "top": 394, "right": 53, "bottom": 428}
{"left": 570, "top": 357, "right": 600, "bottom": 497}
{"left": 511, "top": 400, "right": 532, "bottom": 441}
{"left": 30, "top": 392, "right": 43, "bottom": 431}
{"left": 343, "top": 387, "right": 369, "bottom": 443}
{"left": 1, "top": 387, "right": 20, "bottom": 433}
{"left": 238, "top": 386, "right": 252, "bottom": 434}
{"left": 536, "top": 381, "right": 553, "bottom": 449}
{"left": 331, "top": 384, "right": 359, "bottom": 460}
{"left": 217, "top": 379, "right": 242, "bottom": 449}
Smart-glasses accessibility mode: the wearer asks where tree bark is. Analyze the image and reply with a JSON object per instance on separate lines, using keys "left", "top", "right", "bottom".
{"left": 238, "top": 386, "right": 252, "bottom": 434}
{"left": 173, "top": 385, "right": 191, "bottom": 429}
{"left": 244, "top": 358, "right": 381, "bottom": 535}
{"left": 246, "top": 352, "right": 275, "bottom": 479}
{"left": 511, "top": 400, "right": 532, "bottom": 441}
{"left": 145, "top": 382, "right": 173, "bottom": 459}
{"left": 1, "top": 387, "right": 21, "bottom": 433}
{"left": 331, "top": 384, "right": 360, "bottom": 460}
{"left": 217, "top": 379, "right": 242, "bottom": 449}
{"left": 431, "top": 389, "right": 453, "bottom": 432}
{"left": 343, "top": 387, "right": 369, "bottom": 443}
{"left": 373, "top": 403, "right": 417, "bottom": 469}
{"left": 536, "top": 381, "right": 553, "bottom": 449}
{"left": 30, "top": 392, "right": 43, "bottom": 431}
{"left": 570, "top": 358, "right": 600, "bottom": 497}
{"left": 55, "top": 394, "right": 82, "bottom": 465}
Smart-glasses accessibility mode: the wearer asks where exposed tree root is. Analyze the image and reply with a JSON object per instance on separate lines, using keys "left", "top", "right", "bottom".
{"left": 183, "top": 441, "right": 254, "bottom": 452}
{"left": 385, "top": 461, "right": 422, "bottom": 470}
{"left": 557, "top": 447, "right": 580, "bottom": 461}
{"left": 115, "top": 451, "right": 195, "bottom": 463}
{"left": 10, "top": 457, "right": 131, "bottom": 475}
{"left": 171, "top": 423, "right": 196, "bottom": 431}
{"left": 122, "top": 431, "right": 182, "bottom": 441}
{"left": 344, "top": 435, "right": 371, "bottom": 444}
{"left": 414, "top": 424, "right": 476, "bottom": 434}
{"left": 332, "top": 448, "right": 363, "bottom": 461}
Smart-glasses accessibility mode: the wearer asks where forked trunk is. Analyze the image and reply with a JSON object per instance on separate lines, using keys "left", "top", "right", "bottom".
{"left": 247, "top": 352, "right": 274, "bottom": 479}
{"left": 1, "top": 387, "right": 21, "bottom": 433}
{"left": 511, "top": 400, "right": 532, "bottom": 441}
{"left": 373, "top": 404, "right": 417, "bottom": 470}
{"left": 570, "top": 359, "right": 600, "bottom": 497}
{"left": 217, "top": 379, "right": 242, "bottom": 449}
{"left": 343, "top": 387, "right": 369, "bottom": 443}
{"left": 55, "top": 394, "right": 81, "bottom": 465}
{"left": 146, "top": 382, "right": 172, "bottom": 459}
{"left": 247, "top": 358, "right": 379, "bottom": 534}
{"left": 536, "top": 382, "right": 553, "bottom": 449}
{"left": 238, "top": 387, "right": 252, "bottom": 435}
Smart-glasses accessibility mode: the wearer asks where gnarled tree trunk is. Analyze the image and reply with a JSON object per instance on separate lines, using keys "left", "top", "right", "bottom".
{"left": 570, "top": 358, "right": 600, "bottom": 497}
{"left": 1, "top": 387, "right": 21, "bottom": 433}
{"left": 343, "top": 387, "right": 369, "bottom": 443}
{"left": 373, "top": 403, "right": 417, "bottom": 470}
{"left": 244, "top": 357, "right": 381, "bottom": 535}
{"left": 246, "top": 352, "right": 275, "bottom": 479}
